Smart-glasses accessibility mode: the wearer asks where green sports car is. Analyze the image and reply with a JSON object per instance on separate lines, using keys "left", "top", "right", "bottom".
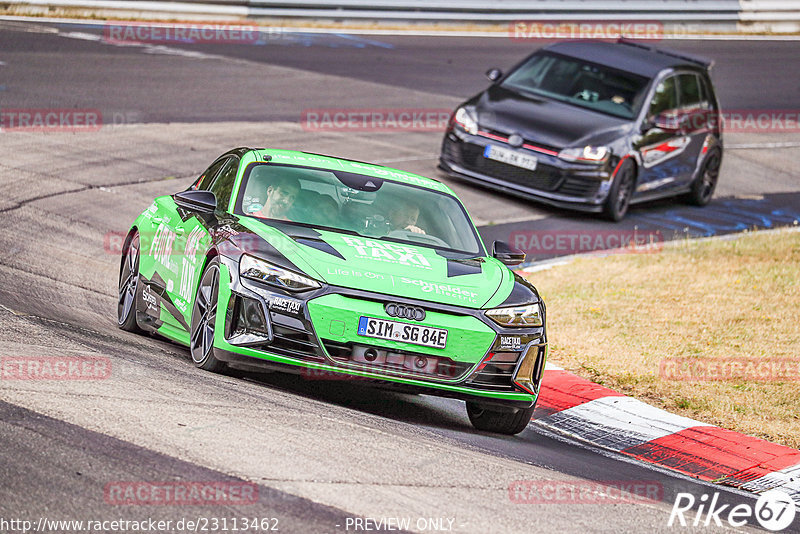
{"left": 118, "top": 148, "right": 547, "bottom": 434}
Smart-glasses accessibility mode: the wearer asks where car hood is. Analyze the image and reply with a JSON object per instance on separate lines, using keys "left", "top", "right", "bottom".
{"left": 474, "top": 85, "right": 629, "bottom": 148}
{"left": 232, "top": 218, "right": 512, "bottom": 309}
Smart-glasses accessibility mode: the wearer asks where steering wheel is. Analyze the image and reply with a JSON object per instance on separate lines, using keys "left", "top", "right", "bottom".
{"left": 387, "top": 230, "right": 448, "bottom": 247}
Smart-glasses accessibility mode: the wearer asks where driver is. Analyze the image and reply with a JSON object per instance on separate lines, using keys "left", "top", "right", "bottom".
{"left": 251, "top": 176, "right": 300, "bottom": 221}
{"left": 387, "top": 199, "right": 425, "bottom": 235}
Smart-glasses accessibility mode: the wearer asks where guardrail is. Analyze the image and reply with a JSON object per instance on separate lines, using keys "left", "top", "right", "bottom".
{"left": 6, "top": 0, "right": 800, "bottom": 31}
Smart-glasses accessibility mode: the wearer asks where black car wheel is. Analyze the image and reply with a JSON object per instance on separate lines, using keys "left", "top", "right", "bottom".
{"left": 118, "top": 232, "right": 142, "bottom": 332}
{"left": 603, "top": 159, "right": 636, "bottom": 222}
{"left": 466, "top": 401, "right": 535, "bottom": 435}
{"left": 685, "top": 149, "right": 721, "bottom": 206}
{"left": 190, "top": 257, "right": 227, "bottom": 373}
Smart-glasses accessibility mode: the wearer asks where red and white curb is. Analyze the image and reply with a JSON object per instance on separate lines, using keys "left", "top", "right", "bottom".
{"left": 533, "top": 362, "right": 800, "bottom": 501}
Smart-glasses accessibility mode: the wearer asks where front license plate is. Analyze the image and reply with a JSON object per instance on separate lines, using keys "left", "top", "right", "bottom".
{"left": 484, "top": 144, "right": 538, "bottom": 171}
{"left": 357, "top": 316, "right": 447, "bottom": 349}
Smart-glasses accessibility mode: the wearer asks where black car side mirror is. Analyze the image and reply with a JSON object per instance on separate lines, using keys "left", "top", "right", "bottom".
{"left": 493, "top": 240, "right": 525, "bottom": 266}
{"left": 486, "top": 68, "right": 503, "bottom": 83}
{"left": 174, "top": 190, "right": 217, "bottom": 213}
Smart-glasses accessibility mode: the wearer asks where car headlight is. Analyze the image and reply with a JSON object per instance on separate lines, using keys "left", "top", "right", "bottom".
{"left": 239, "top": 255, "right": 321, "bottom": 292}
{"left": 452, "top": 107, "right": 479, "bottom": 135}
{"left": 485, "top": 303, "right": 543, "bottom": 327}
{"left": 558, "top": 146, "right": 610, "bottom": 163}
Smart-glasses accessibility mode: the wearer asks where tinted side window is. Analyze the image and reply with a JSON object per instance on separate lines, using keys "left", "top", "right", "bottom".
{"left": 648, "top": 76, "right": 678, "bottom": 117}
{"left": 208, "top": 158, "right": 239, "bottom": 211}
{"left": 678, "top": 73, "right": 705, "bottom": 109}
{"left": 194, "top": 158, "right": 228, "bottom": 191}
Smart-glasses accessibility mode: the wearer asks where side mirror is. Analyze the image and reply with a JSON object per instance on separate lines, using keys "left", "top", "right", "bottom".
{"left": 493, "top": 241, "right": 525, "bottom": 267}
{"left": 486, "top": 68, "right": 503, "bottom": 83}
{"left": 174, "top": 190, "right": 217, "bottom": 213}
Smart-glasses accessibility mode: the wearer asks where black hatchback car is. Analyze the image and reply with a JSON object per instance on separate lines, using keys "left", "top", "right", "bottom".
{"left": 439, "top": 39, "right": 723, "bottom": 220}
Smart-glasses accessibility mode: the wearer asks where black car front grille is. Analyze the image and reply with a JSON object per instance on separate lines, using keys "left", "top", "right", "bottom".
{"left": 558, "top": 176, "right": 602, "bottom": 197}
{"left": 321, "top": 340, "right": 473, "bottom": 381}
{"left": 450, "top": 140, "right": 603, "bottom": 199}
{"left": 457, "top": 142, "right": 564, "bottom": 192}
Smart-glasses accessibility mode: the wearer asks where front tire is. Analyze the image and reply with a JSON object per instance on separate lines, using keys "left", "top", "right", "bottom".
{"left": 190, "top": 257, "right": 227, "bottom": 373}
{"left": 685, "top": 149, "right": 721, "bottom": 206}
{"left": 118, "top": 232, "right": 143, "bottom": 333}
{"left": 466, "top": 401, "right": 535, "bottom": 435}
{"left": 603, "top": 159, "right": 636, "bottom": 222}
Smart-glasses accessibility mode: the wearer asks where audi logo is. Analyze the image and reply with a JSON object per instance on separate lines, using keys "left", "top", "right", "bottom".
{"left": 385, "top": 303, "right": 426, "bottom": 321}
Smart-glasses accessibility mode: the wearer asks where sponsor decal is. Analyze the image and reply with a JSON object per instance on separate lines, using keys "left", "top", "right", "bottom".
{"left": 215, "top": 224, "right": 240, "bottom": 240}
{"left": 271, "top": 296, "right": 302, "bottom": 315}
{"left": 340, "top": 237, "right": 432, "bottom": 269}
{"left": 178, "top": 258, "right": 196, "bottom": 304}
{"left": 398, "top": 277, "right": 478, "bottom": 304}
{"left": 499, "top": 336, "right": 522, "bottom": 351}
{"left": 141, "top": 284, "right": 160, "bottom": 316}
{"left": 326, "top": 267, "right": 385, "bottom": 280}
{"left": 151, "top": 223, "right": 176, "bottom": 270}
{"left": 184, "top": 226, "right": 206, "bottom": 258}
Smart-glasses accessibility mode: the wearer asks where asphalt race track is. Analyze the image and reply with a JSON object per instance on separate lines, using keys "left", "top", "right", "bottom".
{"left": 1, "top": 19, "right": 799, "bottom": 533}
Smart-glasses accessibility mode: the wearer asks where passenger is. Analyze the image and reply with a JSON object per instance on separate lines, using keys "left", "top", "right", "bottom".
{"left": 251, "top": 175, "right": 300, "bottom": 221}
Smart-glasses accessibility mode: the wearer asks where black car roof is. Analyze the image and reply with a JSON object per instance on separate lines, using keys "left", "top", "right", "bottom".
{"left": 542, "top": 40, "right": 712, "bottom": 78}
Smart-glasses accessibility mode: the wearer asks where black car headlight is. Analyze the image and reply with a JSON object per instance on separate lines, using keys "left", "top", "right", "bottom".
{"left": 239, "top": 254, "right": 321, "bottom": 292}
{"left": 485, "top": 303, "right": 543, "bottom": 327}
{"left": 558, "top": 145, "right": 610, "bottom": 164}
{"left": 452, "top": 107, "right": 479, "bottom": 135}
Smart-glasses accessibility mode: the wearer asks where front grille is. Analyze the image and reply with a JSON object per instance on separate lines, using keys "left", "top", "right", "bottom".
{"left": 465, "top": 352, "right": 520, "bottom": 391}
{"left": 321, "top": 340, "right": 473, "bottom": 381}
{"left": 458, "top": 142, "right": 564, "bottom": 191}
{"left": 557, "top": 176, "right": 601, "bottom": 197}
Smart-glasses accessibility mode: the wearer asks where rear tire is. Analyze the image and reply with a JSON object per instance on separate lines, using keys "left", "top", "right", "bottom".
{"left": 117, "top": 232, "right": 143, "bottom": 333}
{"left": 685, "top": 149, "right": 721, "bottom": 206}
{"left": 466, "top": 401, "right": 535, "bottom": 435}
{"left": 190, "top": 258, "right": 227, "bottom": 373}
{"left": 602, "top": 159, "right": 636, "bottom": 222}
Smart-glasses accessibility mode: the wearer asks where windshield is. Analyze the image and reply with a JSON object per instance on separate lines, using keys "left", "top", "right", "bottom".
{"left": 234, "top": 163, "right": 484, "bottom": 256}
{"left": 501, "top": 52, "right": 650, "bottom": 119}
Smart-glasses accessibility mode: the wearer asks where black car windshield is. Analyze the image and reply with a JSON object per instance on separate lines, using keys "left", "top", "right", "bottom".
{"left": 501, "top": 52, "right": 650, "bottom": 119}
{"left": 235, "top": 163, "right": 484, "bottom": 256}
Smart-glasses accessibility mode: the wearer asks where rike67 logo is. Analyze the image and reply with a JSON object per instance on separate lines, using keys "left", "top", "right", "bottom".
{"left": 669, "top": 490, "right": 797, "bottom": 531}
